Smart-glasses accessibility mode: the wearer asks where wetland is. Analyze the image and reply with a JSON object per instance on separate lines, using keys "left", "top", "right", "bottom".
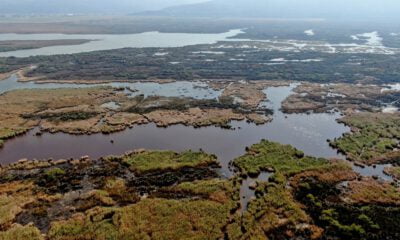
{"left": 0, "top": 18, "right": 399, "bottom": 239}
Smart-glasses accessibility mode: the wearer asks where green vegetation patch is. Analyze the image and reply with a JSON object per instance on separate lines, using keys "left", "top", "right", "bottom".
{"left": 119, "top": 198, "right": 232, "bottom": 240}
{"left": 44, "top": 168, "right": 66, "bottom": 181}
{"left": 294, "top": 174, "right": 400, "bottom": 239}
{"left": 121, "top": 150, "right": 218, "bottom": 174}
{"left": 234, "top": 139, "right": 328, "bottom": 176}
{"left": 170, "top": 179, "right": 235, "bottom": 197}
{"left": 45, "top": 111, "right": 98, "bottom": 122}
{"left": 290, "top": 162, "right": 358, "bottom": 188}
{"left": 331, "top": 113, "right": 400, "bottom": 164}
{"left": 228, "top": 139, "right": 332, "bottom": 239}
{"left": 0, "top": 127, "right": 30, "bottom": 149}
{"left": 227, "top": 178, "right": 315, "bottom": 239}
{"left": 0, "top": 128, "right": 28, "bottom": 141}
{"left": 0, "top": 181, "right": 35, "bottom": 229}
{"left": 0, "top": 195, "right": 21, "bottom": 228}
{"left": 0, "top": 224, "right": 43, "bottom": 240}
{"left": 48, "top": 207, "right": 119, "bottom": 240}
{"left": 345, "top": 179, "right": 400, "bottom": 205}
{"left": 102, "top": 178, "right": 140, "bottom": 205}
{"left": 49, "top": 198, "right": 233, "bottom": 240}
{"left": 384, "top": 166, "right": 400, "bottom": 180}
{"left": 161, "top": 178, "right": 240, "bottom": 205}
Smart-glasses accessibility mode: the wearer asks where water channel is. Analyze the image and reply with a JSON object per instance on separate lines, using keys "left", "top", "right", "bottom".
{"left": 0, "top": 76, "right": 393, "bottom": 209}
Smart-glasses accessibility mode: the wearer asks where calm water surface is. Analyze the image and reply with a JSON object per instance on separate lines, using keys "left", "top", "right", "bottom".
{"left": 0, "top": 82, "right": 391, "bottom": 184}
{"left": 0, "top": 30, "right": 242, "bottom": 57}
{"left": 0, "top": 83, "right": 392, "bottom": 209}
{"left": 0, "top": 84, "right": 349, "bottom": 176}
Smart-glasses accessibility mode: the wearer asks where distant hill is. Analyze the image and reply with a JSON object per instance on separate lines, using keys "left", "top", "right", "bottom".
{"left": 0, "top": 0, "right": 206, "bottom": 15}
{"left": 138, "top": 0, "right": 400, "bottom": 21}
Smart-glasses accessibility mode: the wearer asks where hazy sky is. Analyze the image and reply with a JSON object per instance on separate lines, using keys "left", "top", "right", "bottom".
{"left": 155, "top": 0, "right": 400, "bottom": 21}
{"left": 0, "top": 0, "right": 210, "bottom": 14}
{"left": 1, "top": 0, "right": 399, "bottom": 20}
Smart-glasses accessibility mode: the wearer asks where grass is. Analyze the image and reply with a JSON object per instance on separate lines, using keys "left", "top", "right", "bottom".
{"left": 0, "top": 224, "right": 43, "bottom": 240}
{"left": 48, "top": 178, "right": 239, "bottom": 240}
{"left": 293, "top": 166, "right": 400, "bottom": 239}
{"left": 320, "top": 209, "right": 366, "bottom": 236}
{"left": 169, "top": 179, "right": 234, "bottom": 196}
{"left": 345, "top": 179, "right": 400, "bottom": 205}
{"left": 102, "top": 178, "right": 140, "bottom": 204}
{"left": 249, "top": 181, "right": 310, "bottom": 225}
{"left": 331, "top": 112, "right": 400, "bottom": 164}
{"left": 121, "top": 150, "right": 218, "bottom": 174}
{"left": 384, "top": 166, "right": 400, "bottom": 180}
{"left": 0, "top": 181, "right": 35, "bottom": 229}
{"left": 227, "top": 138, "right": 337, "bottom": 239}
{"left": 0, "top": 127, "right": 29, "bottom": 148}
{"left": 227, "top": 179, "right": 314, "bottom": 239}
{"left": 0, "top": 128, "right": 29, "bottom": 140}
{"left": 234, "top": 139, "right": 328, "bottom": 176}
{"left": 45, "top": 168, "right": 66, "bottom": 181}
{"left": 40, "top": 111, "right": 99, "bottom": 122}
{"left": 0, "top": 141, "right": 398, "bottom": 239}
{"left": 162, "top": 178, "right": 240, "bottom": 204}
{"left": 48, "top": 207, "right": 119, "bottom": 240}
{"left": 290, "top": 162, "right": 357, "bottom": 187}
{"left": 228, "top": 140, "right": 345, "bottom": 239}
{"left": 49, "top": 197, "right": 234, "bottom": 240}
{"left": 118, "top": 198, "right": 232, "bottom": 240}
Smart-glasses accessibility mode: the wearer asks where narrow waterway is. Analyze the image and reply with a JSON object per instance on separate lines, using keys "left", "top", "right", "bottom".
{"left": 0, "top": 79, "right": 394, "bottom": 211}
{"left": 1, "top": 82, "right": 391, "bottom": 182}
{"left": 0, "top": 81, "right": 349, "bottom": 173}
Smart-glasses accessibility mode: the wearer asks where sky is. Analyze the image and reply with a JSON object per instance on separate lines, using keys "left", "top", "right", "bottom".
{"left": 151, "top": 0, "right": 400, "bottom": 21}
{"left": 1, "top": 0, "right": 399, "bottom": 21}
{"left": 0, "top": 0, "right": 209, "bottom": 14}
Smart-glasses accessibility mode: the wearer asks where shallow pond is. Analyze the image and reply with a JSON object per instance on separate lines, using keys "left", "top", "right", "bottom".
{"left": 0, "top": 29, "right": 243, "bottom": 57}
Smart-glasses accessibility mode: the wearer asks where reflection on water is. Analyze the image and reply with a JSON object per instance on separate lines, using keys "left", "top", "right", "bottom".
{"left": 0, "top": 84, "right": 349, "bottom": 177}
{"left": 0, "top": 82, "right": 391, "bottom": 182}
{"left": 0, "top": 118, "right": 346, "bottom": 178}
{"left": 0, "top": 29, "right": 243, "bottom": 57}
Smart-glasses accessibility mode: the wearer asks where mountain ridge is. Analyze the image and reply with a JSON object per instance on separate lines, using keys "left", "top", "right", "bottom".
{"left": 137, "top": 0, "right": 400, "bottom": 21}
